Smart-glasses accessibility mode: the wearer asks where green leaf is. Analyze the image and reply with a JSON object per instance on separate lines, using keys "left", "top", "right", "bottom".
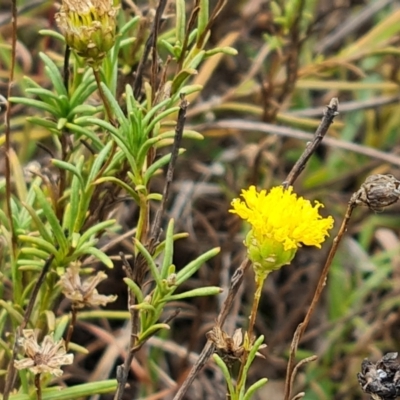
{"left": 85, "top": 118, "right": 129, "bottom": 150}
{"left": 19, "top": 247, "right": 50, "bottom": 260}
{"left": 99, "top": 82, "right": 128, "bottom": 125}
{"left": 68, "top": 175, "right": 81, "bottom": 234}
{"left": 57, "top": 117, "right": 68, "bottom": 130}
{"left": 26, "top": 87, "right": 63, "bottom": 105}
{"left": 9, "top": 379, "right": 118, "bottom": 400}
{"left": 172, "top": 69, "right": 197, "bottom": 94}
{"left": 94, "top": 177, "right": 140, "bottom": 204}
{"left": 143, "top": 149, "right": 185, "bottom": 185}
{"left": 39, "top": 52, "right": 68, "bottom": 97}
{"left": 166, "top": 286, "right": 221, "bottom": 301}
{"left": 205, "top": 46, "right": 238, "bottom": 57}
{"left": 134, "top": 239, "right": 161, "bottom": 286}
{"left": 18, "top": 263, "right": 45, "bottom": 271}
{"left": 123, "top": 278, "right": 144, "bottom": 303}
{"left": 176, "top": 247, "right": 220, "bottom": 285}
{"left": 87, "top": 141, "right": 114, "bottom": 184}
{"left": 145, "top": 106, "right": 180, "bottom": 137}
{"left": 18, "top": 235, "right": 58, "bottom": 256}
{"left": 139, "top": 323, "right": 170, "bottom": 343}
{"left": 160, "top": 39, "right": 176, "bottom": 57}
{"left": 142, "top": 96, "right": 174, "bottom": 127}
{"left": 68, "top": 104, "right": 97, "bottom": 118}
{"left": 77, "top": 220, "right": 116, "bottom": 249}
{"left": 184, "top": 50, "right": 205, "bottom": 71}
{"left": 27, "top": 117, "right": 58, "bottom": 131}
{"left": 153, "top": 233, "right": 188, "bottom": 258}
{"left": 175, "top": 0, "right": 186, "bottom": 44}
{"left": 82, "top": 247, "right": 114, "bottom": 268}
{"left": 69, "top": 72, "right": 97, "bottom": 109}
{"left": 39, "top": 29, "right": 66, "bottom": 43}
{"left": 239, "top": 335, "right": 266, "bottom": 397}
{"left": 131, "top": 302, "right": 157, "bottom": 313}
{"left": 213, "top": 354, "right": 236, "bottom": 397}
{"left": 174, "top": 84, "right": 203, "bottom": 97}
{"left": 243, "top": 379, "right": 268, "bottom": 400}
{"left": 160, "top": 220, "right": 175, "bottom": 279}
{"left": 22, "top": 202, "right": 53, "bottom": 243}
{"left": 119, "top": 15, "right": 141, "bottom": 36}
{"left": 64, "top": 122, "right": 104, "bottom": 150}
{"left": 52, "top": 159, "right": 85, "bottom": 189}
{"left": 33, "top": 186, "right": 68, "bottom": 254}
{"left": 0, "top": 300, "right": 23, "bottom": 325}
{"left": 9, "top": 97, "right": 60, "bottom": 117}
{"left": 197, "top": 0, "right": 209, "bottom": 40}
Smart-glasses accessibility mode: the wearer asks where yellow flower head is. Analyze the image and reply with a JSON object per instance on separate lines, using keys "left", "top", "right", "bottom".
{"left": 230, "top": 185, "right": 334, "bottom": 274}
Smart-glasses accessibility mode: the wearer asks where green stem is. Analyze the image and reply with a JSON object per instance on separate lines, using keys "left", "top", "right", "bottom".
{"left": 247, "top": 273, "right": 266, "bottom": 340}
{"left": 236, "top": 271, "right": 268, "bottom": 394}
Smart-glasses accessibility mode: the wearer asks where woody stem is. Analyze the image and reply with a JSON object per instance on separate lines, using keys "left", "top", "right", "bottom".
{"left": 34, "top": 374, "right": 42, "bottom": 400}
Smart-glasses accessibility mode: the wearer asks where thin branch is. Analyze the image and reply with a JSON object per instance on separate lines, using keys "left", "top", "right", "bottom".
{"left": 283, "top": 98, "right": 339, "bottom": 188}
{"left": 288, "top": 94, "right": 400, "bottom": 118}
{"left": 34, "top": 374, "right": 42, "bottom": 400}
{"left": 289, "top": 355, "right": 317, "bottom": 400}
{"left": 65, "top": 306, "right": 78, "bottom": 350}
{"left": 62, "top": 45, "right": 70, "bottom": 90}
{"left": 177, "top": 2, "right": 200, "bottom": 70}
{"left": 197, "top": 0, "right": 227, "bottom": 49}
{"left": 134, "top": 0, "right": 167, "bottom": 99}
{"left": 3, "top": 0, "right": 17, "bottom": 250}
{"left": 113, "top": 292, "right": 139, "bottom": 400}
{"left": 151, "top": 95, "right": 188, "bottom": 242}
{"left": 150, "top": 0, "right": 168, "bottom": 102}
{"left": 194, "top": 117, "right": 400, "bottom": 167}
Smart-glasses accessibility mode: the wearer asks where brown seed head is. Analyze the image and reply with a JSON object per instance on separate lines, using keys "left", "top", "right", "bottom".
{"left": 352, "top": 174, "right": 400, "bottom": 212}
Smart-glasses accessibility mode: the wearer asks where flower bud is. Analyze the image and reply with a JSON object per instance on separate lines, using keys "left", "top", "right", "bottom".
{"left": 245, "top": 230, "right": 297, "bottom": 277}
{"left": 56, "top": 0, "right": 119, "bottom": 67}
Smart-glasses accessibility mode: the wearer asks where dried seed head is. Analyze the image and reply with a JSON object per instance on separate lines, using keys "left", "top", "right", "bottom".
{"left": 14, "top": 330, "right": 73, "bottom": 376}
{"left": 59, "top": 263, "right": 117, "bottom": 308}
{"left": 206, "top": 327, "right": 245, "bottom": 366}
{"left": 352, "top": 174, "right": 400, "bottom": 212}
{"left": 55, "top": 0, "right": 119, "bottom": 67}
{"left": 357, "top": 352, "right": 400, "bottom": 399}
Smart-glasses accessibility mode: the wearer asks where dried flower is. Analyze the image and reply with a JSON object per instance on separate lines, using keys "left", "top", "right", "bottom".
{"left": 358, "top": 352, "right": 400, "bottom": 399}
{"left": 353, "top": 174, "right": 400, "bottom": 212}
{"left": 55, "top": 0, "right": 119, "bottom": 66}
{"left": 14, "top": 330, "right": 73, "bottom": 376}
{"left": 230, "top": 185, "right": 334, "bottom": 275}
{"left": 59, "top": 264, "right": 117, "bottom": 308}
{"left": 207, "top": 327, "right": 245, "bottom": 365}
{"left": 206, "top": 327, "right": 265, "bottom": 366}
